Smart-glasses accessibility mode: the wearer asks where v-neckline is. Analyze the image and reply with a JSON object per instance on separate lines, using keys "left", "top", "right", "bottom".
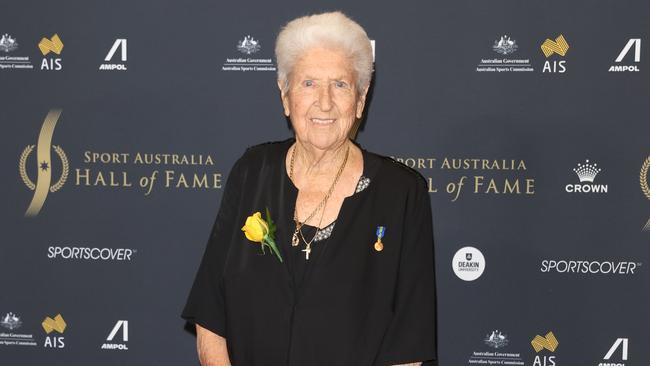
{"left": 282, "top": 136, "right": 367, "bottom": 238}
{"left": 283, "top": 137, "right": 368, "bottom": 198}
{"left": 279, "top": 137, "right": 373, "bottom": 300}
{"left": 295, "top": 174, "right": 369, "bottom": 232}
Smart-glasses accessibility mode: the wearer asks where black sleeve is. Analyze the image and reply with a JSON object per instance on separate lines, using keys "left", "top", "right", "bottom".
{"left": 181, "top": 154, "right": 245, "bottom": 337}
{"left": 375, "top": 176, "right": 438, "bottom": 365}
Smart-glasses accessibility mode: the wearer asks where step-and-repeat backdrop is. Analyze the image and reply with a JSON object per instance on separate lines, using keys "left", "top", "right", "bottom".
{"left": 2, "top": 0, "right": 648, "bottom": 365}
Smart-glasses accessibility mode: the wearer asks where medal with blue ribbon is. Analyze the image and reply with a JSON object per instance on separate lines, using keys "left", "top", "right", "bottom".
{"left": 374, "top": 226, "right": 386, "bottom": 251}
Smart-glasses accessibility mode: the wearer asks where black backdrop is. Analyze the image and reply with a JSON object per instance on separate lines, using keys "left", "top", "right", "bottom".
{"left": 1, "top": 0, "right": 649, "bottom": 365}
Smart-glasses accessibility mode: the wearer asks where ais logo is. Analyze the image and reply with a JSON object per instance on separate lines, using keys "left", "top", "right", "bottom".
{"left": 541, "top": 35, "right": 569, "bottom": 74}
{"left": 42, "top": 314, "right": 66, "bottom": 348}
{"left": 531, "top": 331, "right": 558, "bottom": 366}
{"left": 38, "top": 34, "right": 64, "bottom": 71}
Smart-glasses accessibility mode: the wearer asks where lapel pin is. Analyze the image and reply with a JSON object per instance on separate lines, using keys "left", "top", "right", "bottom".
{"left": 374, "top": 226, "right": 385, "bottom": 252}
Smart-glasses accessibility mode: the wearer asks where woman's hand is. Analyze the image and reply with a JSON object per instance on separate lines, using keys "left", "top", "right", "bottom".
{"left": 196, "top": 324, "right": 231, "bottom": 366}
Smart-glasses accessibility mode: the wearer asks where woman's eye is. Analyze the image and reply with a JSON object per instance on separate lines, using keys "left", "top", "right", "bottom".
{"left": 335, "top": 81, "right": 347, "bottom": 88}
{"left": 304, "top": 80, "right": 314, "bottom": 87}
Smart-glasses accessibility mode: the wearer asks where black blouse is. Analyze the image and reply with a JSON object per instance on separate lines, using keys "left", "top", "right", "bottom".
{"left": 182, "top": 137, "right": 437, "bottom": 366}
{"left": 290, "top": 175, "right": 371, "bottom": 291}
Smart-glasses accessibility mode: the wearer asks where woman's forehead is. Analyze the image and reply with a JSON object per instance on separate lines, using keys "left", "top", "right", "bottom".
{"left": 293, "top": 47, "right": 355, "bottom": 76}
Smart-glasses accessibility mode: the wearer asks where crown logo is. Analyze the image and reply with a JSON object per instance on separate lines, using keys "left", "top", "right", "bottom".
{"left": 573, "top": 159, "right": 601, "bottom": 183}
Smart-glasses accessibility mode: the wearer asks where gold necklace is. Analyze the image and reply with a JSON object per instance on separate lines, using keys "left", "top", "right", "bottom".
{"left": 289, "top": 142, "right": 350, "bottom": 259}
{"left": 297, "top": 194, "right": 328, "bottom": 260}
{"left": 289, "top": 144, "right": 328, "bottom": 236}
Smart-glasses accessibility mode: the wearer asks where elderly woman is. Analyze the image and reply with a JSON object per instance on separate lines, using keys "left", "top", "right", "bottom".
{"left": 182, "top": 11, "right": 437, "bottom": 366}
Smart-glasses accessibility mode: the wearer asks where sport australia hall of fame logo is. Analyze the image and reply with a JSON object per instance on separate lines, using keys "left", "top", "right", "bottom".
{"left": 18, "top": 109, "right": 69, "bottom": 217}
{"left": 641, "top": 157, "right": 650, "bottom": 231}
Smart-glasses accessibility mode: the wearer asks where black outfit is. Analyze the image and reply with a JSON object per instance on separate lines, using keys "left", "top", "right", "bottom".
{"left": 290, "top": 175, "right": 371, "bottom": 290}
{"left": 182, "top": 137, "right": 437, "bottom": 366}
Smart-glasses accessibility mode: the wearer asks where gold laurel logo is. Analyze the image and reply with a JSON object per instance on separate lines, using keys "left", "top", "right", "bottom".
{"left": 541, "top": 35, "right": 569, "bottom": 58}
{"left": 640, "top": 157, "right": 650, "bottom": 231}
{"left": 19, "top": 145, "right": 68, "bottom": 192}
{"left": 640, "top": 157, "right": 650, "bottom": 200}
{"left": 19, "top": 109, "right": 67, "bottom": 217}
{"left": 41, "top": 314, "right": 67, "bottom": 334}
{"left": 38, "top": 34, "right": 64, "bottom": 56}
{"left": 531, "top": 331, "right": 559, "bottom": 353}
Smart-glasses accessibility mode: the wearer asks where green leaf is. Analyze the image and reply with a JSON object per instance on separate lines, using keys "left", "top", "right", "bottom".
{"left": 264, "top": 237, "right": 283, "bottom": 263}
{"left": 265, "top": 207, "right": 273, "bottom": 224}
{"left": 265, "top": 207, "right": 277, "bottom": 237}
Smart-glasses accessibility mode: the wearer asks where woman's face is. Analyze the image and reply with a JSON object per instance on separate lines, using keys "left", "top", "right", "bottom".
{"left": 279, "top": 46, "right": 368, "bottom": 151}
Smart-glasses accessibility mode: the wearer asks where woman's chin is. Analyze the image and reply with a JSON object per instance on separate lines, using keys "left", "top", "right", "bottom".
{"left": 300, "top": 135, "right": 347, "bottom": 152}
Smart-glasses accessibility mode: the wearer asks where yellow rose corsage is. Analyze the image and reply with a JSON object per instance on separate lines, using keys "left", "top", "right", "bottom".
{"left": 241, "top": 208, "right": 282, "bottom": 262}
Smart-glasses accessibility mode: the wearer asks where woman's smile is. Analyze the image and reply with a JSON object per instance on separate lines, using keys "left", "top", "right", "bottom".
{"left": 310, "top": 117, "right": 336, "bottom": 125}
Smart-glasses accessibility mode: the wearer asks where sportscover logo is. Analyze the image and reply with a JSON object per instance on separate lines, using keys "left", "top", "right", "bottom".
{"left": 540, "top": 259, "right": 641, "bottom": 275}
{"left": 47, "top": 246, "right": 136, "bottom": 261}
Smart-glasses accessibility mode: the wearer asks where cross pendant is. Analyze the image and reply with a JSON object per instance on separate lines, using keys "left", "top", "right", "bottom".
{"left": 302, "top": 244, "right": 311, "bottom": 260}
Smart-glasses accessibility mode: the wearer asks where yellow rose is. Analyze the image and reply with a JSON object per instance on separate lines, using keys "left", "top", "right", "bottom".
{"left": 241, "top": 212, "right": 269, "bottom": 243}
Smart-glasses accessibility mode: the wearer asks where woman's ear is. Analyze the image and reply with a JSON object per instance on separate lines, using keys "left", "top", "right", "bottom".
{"left": 355, "top": 85, "right": 370, "bottom": 119}
{"left": 277, "top": 80, "right": 290, "bottom": 117}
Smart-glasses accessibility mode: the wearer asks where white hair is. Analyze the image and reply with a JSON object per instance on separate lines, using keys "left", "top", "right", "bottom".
{"left": 275, "top": 11, "right": 374, "bottom": 94}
